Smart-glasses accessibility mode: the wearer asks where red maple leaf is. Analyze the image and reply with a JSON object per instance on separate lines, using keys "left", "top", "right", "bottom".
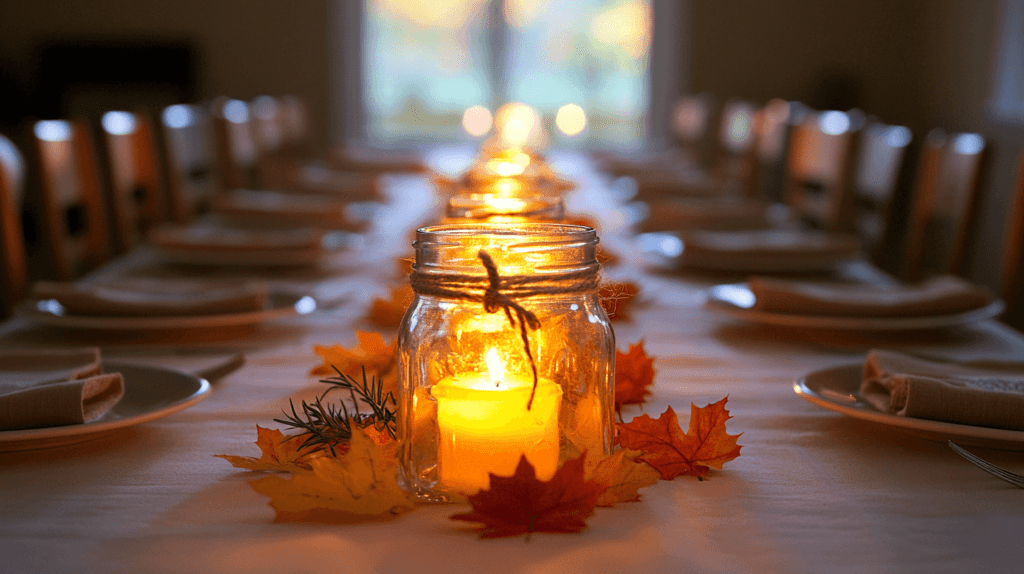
{"left": 450, "top": 454, "right": 604, "bottom": 538}
{"left": 615, "top": 340, "right": 655, "bottom": 412}
{"left": 616, "top": 398, "right": 742, "bottom": 480}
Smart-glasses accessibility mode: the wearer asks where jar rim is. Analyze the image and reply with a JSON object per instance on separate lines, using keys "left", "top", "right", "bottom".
{"left": 416, "top": 222, "right": 595, "bottom": 242}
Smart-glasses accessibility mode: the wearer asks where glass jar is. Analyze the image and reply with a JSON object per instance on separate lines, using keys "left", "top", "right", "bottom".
{"left": 398, "top": 223, "right": 614, "bottom": 501}
{"left": 445, "top": 193, "right": 565, "bottom": 223}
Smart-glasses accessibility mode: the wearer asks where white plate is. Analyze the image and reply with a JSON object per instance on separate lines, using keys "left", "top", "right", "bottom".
{"left": 706, "top": 283, "right": 1006, "bottom": 331}
{"left": 17, "top": 292, "right": 317, "bottom": 330}
{"left": 795, "top": 364, "right": 1024, "bottom": 451}
{"left": 0, "top": 362, "right": 211, "bottom": 452}
{"left": 153, "top": 231, "right": 353, "bottom": 267}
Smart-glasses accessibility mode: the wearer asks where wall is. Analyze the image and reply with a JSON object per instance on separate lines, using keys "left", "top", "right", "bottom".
{"left": 0, "top": 0, "right": 333, "bottom": 151}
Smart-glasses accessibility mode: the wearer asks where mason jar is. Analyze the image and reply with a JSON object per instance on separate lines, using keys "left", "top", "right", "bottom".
{"left": 398, "top": 223, "right": 614, "bottom": 501}
{"left": 445, "top": 193, "right": 565, "bottom": 223}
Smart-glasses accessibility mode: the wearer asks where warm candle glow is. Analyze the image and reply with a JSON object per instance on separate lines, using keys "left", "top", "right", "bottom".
{"left": 432, "top": 347, "right": 561, "bottom": 493}
{"left": 555, "top": 103, "right": 587, "bottom": 136}
{"left": 462, "top": 105, "right": 493, "bottom": 137}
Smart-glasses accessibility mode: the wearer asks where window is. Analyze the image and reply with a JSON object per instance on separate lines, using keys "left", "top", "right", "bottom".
{"left": 355, "top": 0, "right": 658, "bottom": 147}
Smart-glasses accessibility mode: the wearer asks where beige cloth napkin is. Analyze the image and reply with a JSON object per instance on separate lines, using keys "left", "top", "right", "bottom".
{"left": 31, "top": 279, "right": 269, "bottom": 317}
{"left": 749, "top": 275, "right": 993, "bottom": 317}
{"left": 681, "top": 229, "right": 861, "bottom": 270}
{"left": 0, "top": 348, "right": 124, "bottom": 431}
{"left": 861, "top": 349, "right": 1024, "bottom": 431}
{"left": 639, "top": 198, "right": 769, "bottom": 232}
{"left": 149, "top": 225, "right": 325, "bottom": 255}
{"left": 210, "top": 189, "right": 363, "bottom": 230}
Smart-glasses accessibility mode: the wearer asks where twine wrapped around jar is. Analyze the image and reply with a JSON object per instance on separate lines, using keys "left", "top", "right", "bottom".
{"left": 410, "top": 250, "right": 600, "bottom": 408}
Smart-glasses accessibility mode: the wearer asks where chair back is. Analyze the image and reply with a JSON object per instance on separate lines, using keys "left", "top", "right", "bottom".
{"left": 851, "top": 121, "right": 913, "bottom": 258}
{"left": 783, "top": 109, "right": 864, "bottom": 230}
{"left": 28, "top": 119, "right": 111, "bottom": 280}
{"left": 0, "top": 134, "right": 28, "bottom": 316}
{"left": 250, "top": 95, "right": 294, "bottom": 189}
{"left": 100, "top": 111, "right": 166, "bottom": 251}
{"left": 278, "top": 94, "right": 310, "bottom": 154}
{"left": 670, "top": 93, "right": 716, "bottom": 167}
{"left": 211, "top": 97, "right": 259, "bottom": 190}
{"left": 1001, "top": 151, "right": 1024, "bottom": 327}
{"left": 160, "top": 104, "right": 219, "bottom": 223}
{"left": 752, "top": 99, "right": 807, "bottom": 202}
{"left": 903, "top": 130, "right": 987, "bottom": 281}
{"left": 710, "top": 99, "right": 759, "bottom": 197}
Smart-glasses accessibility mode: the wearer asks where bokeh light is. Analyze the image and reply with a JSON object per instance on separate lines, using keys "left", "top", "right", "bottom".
{"left": 462, "top": 105, "right": 493, "bottom": 137}
{"left": 555, "top": 104, "right": 587, "bottom": 136}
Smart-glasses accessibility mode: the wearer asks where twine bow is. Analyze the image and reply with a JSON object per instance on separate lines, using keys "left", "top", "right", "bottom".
{"left": 478, "top": 250, "right": 541, "bottom": 408}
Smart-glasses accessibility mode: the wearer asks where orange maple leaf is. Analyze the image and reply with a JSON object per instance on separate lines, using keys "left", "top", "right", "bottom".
{"left": 587, "top": 448, "right": 661, "bottom": 507}
{"left": 615, "top": 340, "right": 655, "bottom": 412}
{"left": 616, "top": 398, "right": 742, "bottom": 480}
{"left": 310, "top": 331, "right": 397, "bottom": 380}
{"left": 367, "top": 284, "right": 413, "bottom": 329}
{"left": 599, "top": 281, "right": 640, "bottom": 321}
{"left": 450, "top": 454, "right": 605, "bottom": 538}
{"left": 215, "top": 426, "right": 323, "bottom": 472}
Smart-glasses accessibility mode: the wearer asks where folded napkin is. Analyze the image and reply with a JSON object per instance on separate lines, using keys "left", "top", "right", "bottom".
{"left": 31, "top": 279, "right": 269, "bottom": 317}
{"left": 680, "top": 229, "right": 861, "bottom": 270}
{"left": 149, "top": 225, "right": 325, "bottom": 255}
{"left": 749, "top": 275, "right": 993, "bottom": 317}
{"left": 638, "top": 198, "right": 769, "bottom": 232}
{"left": 0, "top": 348, "right": 124, "bottom": 431}
{"left": 861, "top": 349, "right": 1024, "bottom": 431}
{"left": 329, "top": 146, "right": 426, "bottom": 173}
{"left": 210, "top": 189, "right": 363, "bottom": 231}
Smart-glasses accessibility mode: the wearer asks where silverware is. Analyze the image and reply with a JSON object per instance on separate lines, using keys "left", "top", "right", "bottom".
{"left": 947, "top": 440, "right": 1024, "bottom": 488}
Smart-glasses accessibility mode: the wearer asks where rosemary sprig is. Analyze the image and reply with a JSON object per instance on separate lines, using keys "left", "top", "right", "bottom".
{"left": 273, "top": 365, "right": 398, "bottom": 456}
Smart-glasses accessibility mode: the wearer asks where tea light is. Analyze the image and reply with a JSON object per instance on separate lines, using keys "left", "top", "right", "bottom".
{"left": 432, "top": 349, "right": 561, "bottom": 492}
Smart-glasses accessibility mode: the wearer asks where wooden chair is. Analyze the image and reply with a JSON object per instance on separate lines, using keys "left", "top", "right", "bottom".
{"left": 159, "top": 103, "right": 219, "bottom": 223}
{"left": 0, "top": 133, "right": 28, "bottom": 316}
{"left": 708, "top": 99, "right": 759, "bottom": 198}
{"left": 783, "top": 109, "right": 865, "bottom": 231}
{"left": 849, "top": 121, "right": 913, "bottom": 261}
{"left": 99, "top": 110, "right": 167, "bottom": 252}
{"left": 211, "top": 97, "right": 260, "bottom": 191}
{"left": 670, "top": 93, "right": 716, "bottom": 169}
{"left": 902, "top": 130, "right": 987, "bottom": 282}
{"left": 751, "top": 99, "right": 808, "bottom": 203}
{"left": 999, "top": 150, "right": 1024, "bottom": 329}
{"left": 26, "top": 119, "right": 111, "bottom": 280}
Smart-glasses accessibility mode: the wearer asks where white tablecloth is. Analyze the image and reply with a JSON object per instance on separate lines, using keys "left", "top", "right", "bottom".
{"left": 2, "top": 152, "right": 1022, "bottom": 574}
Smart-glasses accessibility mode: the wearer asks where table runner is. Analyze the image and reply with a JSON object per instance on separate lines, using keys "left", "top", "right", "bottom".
{"left": 1, "top": 152, "right": 1021, "bottom": 574}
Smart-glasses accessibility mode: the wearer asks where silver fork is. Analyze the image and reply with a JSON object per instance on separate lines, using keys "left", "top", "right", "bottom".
{"left": 947, "top": 441, "right": 1024, "bottom": 488}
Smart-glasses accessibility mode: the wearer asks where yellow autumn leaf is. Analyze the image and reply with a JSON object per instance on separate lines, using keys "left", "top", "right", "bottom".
{"left": 215, "top": 426, "right": 321, "bottom": 472}
{"left": 248, "top": 428, "right": 415, "bottom": 521}
{"left": 310, "top": 331, "right": 397, "bottom": 381}
{"left": 587, "top": 448, "right": 661, "bottom": 507}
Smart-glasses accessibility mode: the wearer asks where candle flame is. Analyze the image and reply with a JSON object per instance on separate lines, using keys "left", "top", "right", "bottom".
{"left": 486, "top": 348, "right": 505, "bottom": 387}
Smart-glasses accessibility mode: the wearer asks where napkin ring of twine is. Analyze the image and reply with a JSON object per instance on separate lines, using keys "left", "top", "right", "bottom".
{"left": 410, "top": 250, "right": 600, "bottom": 409}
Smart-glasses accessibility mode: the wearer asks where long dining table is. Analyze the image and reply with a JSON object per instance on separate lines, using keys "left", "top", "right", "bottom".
{"left": 1, "top": 149, "right": 1022, "bottom": 574}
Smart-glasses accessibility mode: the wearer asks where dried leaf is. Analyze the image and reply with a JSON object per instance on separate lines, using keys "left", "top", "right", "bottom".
{"left": 587, "top": 449, "right": 661, "bottom": 507}
{"left": 367, "top": 285, "right": 413, "bottom": 329}
{"left": 395, "top": 256, "right": 414, "bottom": 277}
{"left": 616, "top": 399, "right": 742, "bottom": 480}
{"left": 248, "top": 428, "right": 415, "bottom": 521}
{"left": 599, "top": 281, "right": 640, "bottom": 321}
{"left": 615, "top": 340, "right": 655, "bottom": 412}
{"left": 450, "top": 454, "right": 604, "bottom": 538}
{"left": 215, "top": 426, "right": 321, "bottom": 472}
{"left": 310, "top": 331, "right": 397, "bottom": 382}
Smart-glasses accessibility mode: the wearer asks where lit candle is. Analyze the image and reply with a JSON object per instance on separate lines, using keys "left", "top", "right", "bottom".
{"left": 431, "top": 348, "right": 562, "bottom": 493}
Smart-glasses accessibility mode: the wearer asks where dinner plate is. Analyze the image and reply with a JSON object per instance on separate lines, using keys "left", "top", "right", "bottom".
{"left": 794, "top": 364, "right": 1024, "bottom": 451}
{"left": 706, "top": 282, "right": 1006, "bottom": 331}
{"left": 17, "top": 292, "right": 317, "bottom": 330}
{"left": 0, "top": 362, "right": 211, "bottom": 452}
